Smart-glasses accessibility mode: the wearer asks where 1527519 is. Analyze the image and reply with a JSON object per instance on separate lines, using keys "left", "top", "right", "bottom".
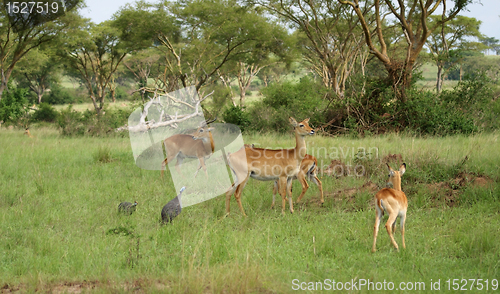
{"left": 6, "top": 2, "right": 60, "bottom": 14}
{"left": 446, "top": 279, "right": 498, "bottom": 291}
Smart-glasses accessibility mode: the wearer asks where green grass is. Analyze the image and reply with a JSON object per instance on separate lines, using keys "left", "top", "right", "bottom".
{"left": 0, "top": 128, "right": 499, "bottom": 292}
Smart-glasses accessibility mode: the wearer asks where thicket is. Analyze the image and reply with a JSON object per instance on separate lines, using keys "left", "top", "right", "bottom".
{"left": 0, "top": 84, "right": 29, "bottom": 124}
{"left": 237, "top": 76, "right": 327, "bottom": 133}
{"left": 229, "top": 72, "right": 499, "bottom": 136}
{"left": 57, "top": 106, "right": 133, "bottom": 137}
{"left": 1, "top": 68, "right": 499, "bottom": 137}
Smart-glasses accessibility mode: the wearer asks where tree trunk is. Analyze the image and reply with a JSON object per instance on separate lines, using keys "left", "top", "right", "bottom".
{"left": 0, "top": 68, "right": 13, "bottom": 102}
{"left": 436, "top": 65, "right": 443, "bottom": 93}
{"left": 386, "top": 60, "right": 413, "bottom": 103}
{"left": 239, "top": 91, "right": 246, "bottom": 107}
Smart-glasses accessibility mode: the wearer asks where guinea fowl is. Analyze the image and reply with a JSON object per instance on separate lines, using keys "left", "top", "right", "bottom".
{"left": 161, "top": 187, "right": 186, "bottom": 223}
{"left": 118, "top": 201, "right": 138, "bottom": 215}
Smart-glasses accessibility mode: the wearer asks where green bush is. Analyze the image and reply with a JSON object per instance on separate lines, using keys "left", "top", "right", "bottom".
{"left": 0, "top": 85, "right": 29, "bottom": 123}
{"left": 401, "top": 89, "right": 477, "bottom": 135}
{"left": 57, "top": 105, "right": 86, "bottom": 136}
{"left": 440, "top": 72, "right": 492, "bottom": 108}
{"left": 222, "top": 105, "right": 251, "bottom": 132}
{"left": 106, "top": 86, "right": 131, "bottom": 101}
{"left": 247, "top": 76, "right": 326, "bottom": 133}
{"left": 45, "top": 84, "right": 78, "bottom": 105}
{"left": 57, "top": 105, "right": 132, "bottom": 137}
{"left": 32, "top": 103, "right": 58, "bottom": 122}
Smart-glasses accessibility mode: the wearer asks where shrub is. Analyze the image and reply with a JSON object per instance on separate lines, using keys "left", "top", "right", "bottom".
{"left": 222, "top": 105, "right": 251, "bottom": 132}
{"left": 57, "top": 105, "right": 133, "bottom": 137}
{"left": 401, "top": 89, "right": 477, "bottom": 135}
{"left": 32, "top": 103, "right": 58, "bottom": 122}
{"left": 0, "top": 85, "right": 29, "bottom": 123}
{"left": 44, "top": 84, "right": 78, "bottom": 105}
{"left": 57, "top": 105, "right": 85, "bottom": 136}
{"left": 247, "top": 76, "right": 326, "bottom": 133}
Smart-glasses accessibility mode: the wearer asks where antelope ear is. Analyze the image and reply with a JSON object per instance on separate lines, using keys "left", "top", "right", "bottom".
{"left": 386, "top": 163, "right": 395, "bottom": 175}
{"left": 289, "top": 117, "right": 298, "bottom": 127}
{"left": 303, "top": 118, "right": 310, "bottom": 123}
{"left": 207, "top": 127, "right": 214, "bottom": 131}
{"left": 399, "top": 163, "right": 406, "bottom": 176}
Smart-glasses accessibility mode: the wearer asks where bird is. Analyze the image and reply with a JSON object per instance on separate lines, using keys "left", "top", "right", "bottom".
{"left": 161, "top": 187, "right": 186, "bottom": 223}
{"left": 118, "top": 201, "right": 138, "bottom": 215}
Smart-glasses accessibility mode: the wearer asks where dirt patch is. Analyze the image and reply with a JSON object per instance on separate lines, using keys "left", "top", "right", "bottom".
{"left": 428, "top": 173, "right": 494, "bottom": 191}
{"left": 325, "top": 181, "right": 380, "bottom": 202}
{"left": 425, "top": 173, "right": 494, "bottom": 207}
{"left": 1, "top": 280, "right": 172, "bottom": 293}
{"left": 382, "top": 153, "right": 403, "bottom": 165}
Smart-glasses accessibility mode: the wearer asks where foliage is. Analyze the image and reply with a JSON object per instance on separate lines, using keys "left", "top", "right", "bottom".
{"left": 44, "top": 84, "right": 80, "bottom": 105}
{"left": 0, "top": 85, "right": 29, "bottom": 123}
{"left": 426, "top": 15, "right": 484, "bottom": 92}
{"left": 0, "top": 5, "right": 82, "bottom": 100}
{"left": 246, "top": 76, "right": 326, "bottom": 133}
{"left": 155, "top": 0, "right": 291, "bottom": 93}
{"left": 440, "top": 72, "right": 492, "bottom": 107}
{"left": 321, "top": 71, "right": 495, "bottom": 136}
{"left": 401, "top": 90, "right": 477, "bottom": 135}
{"left": 448, "top": 55, "right": 500, "bottom": 82}
{"left": 222, "top": 105, "right": 251, "bottom": 132}
{"left": 337, "top": 0, "right": 473, "bottom": 101}
{"left": 57, "top": 105, "right": 85, "bottom": 136}
{"left": 12, "top": 47, "right": 62, "bottom": 103}
{"left": 32, "top": 103, "right": 58, "bottom": 122}
{"left": 57, "top": 105, "right": 133, "bottom": 137}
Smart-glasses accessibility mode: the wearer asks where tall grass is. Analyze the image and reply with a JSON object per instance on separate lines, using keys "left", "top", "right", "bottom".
{"left": 0, "top": 127, "right": 498, "bottom": 292}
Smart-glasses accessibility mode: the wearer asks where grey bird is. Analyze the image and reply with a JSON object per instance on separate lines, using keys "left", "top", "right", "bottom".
{"left": 161, "top": 187, "right": 186, "bottom": 223}
{"left": 118, "top": 201, "right": 138, "bottom": 215}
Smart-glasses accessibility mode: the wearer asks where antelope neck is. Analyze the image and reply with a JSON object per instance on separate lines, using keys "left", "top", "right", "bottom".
{"left": 294, "top": 131, "right": 308, "bottom": 161}
{"left": 392, "top": 176, "right": 402, "bottom": 191}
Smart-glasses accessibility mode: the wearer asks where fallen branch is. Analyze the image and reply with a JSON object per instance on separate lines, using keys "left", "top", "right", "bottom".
{"left": 121, "top": 91, "right": 214, "bottom": 133}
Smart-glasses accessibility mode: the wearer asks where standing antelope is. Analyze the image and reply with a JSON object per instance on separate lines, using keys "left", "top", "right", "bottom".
{"left": 271, "top": 154, "right": 324, "bottom": 208}
{"left": 372, "top": 163, "right": 407, "bottom": 252}
{"left": 161, "top": 122, "right": 215, "bottom": 179}
{"left": 225, "top": 117, "right": 315, "bottom": 216}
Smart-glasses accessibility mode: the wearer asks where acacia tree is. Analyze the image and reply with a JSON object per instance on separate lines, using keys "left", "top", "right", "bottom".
{"left": 256, "top": 0, "right": 372, "bottom": 99}
{"left": 480, "top": 36, "right": 499, "bottom": 56}
{"left": 61, "top": 20, "right": 129, "bottom": 114}
{"left": 0, "top": 4, "right": 80, "bottom": 101}
{"left": 427, "top": 15, "right": 483, "bottom": 92}
{"left": 13, "top": 47, "right": 61, "bottom": 103}
{"left": 338, "top": 0, "right": 472, "bottom": 101}
{"left": 156, "top": 0, "right": 290, "bottom": 96}
{"left": 60, "top": 5, "right": 164, "bottom": 114}
{"left": 122, "top": 48, "right": 162, "bottom": 103}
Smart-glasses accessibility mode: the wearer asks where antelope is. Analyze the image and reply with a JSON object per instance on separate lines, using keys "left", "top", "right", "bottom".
{"left": 225, "top": 117, "right": 315, "bottom": 216}
{"left": 160, "top": 120, "right": 215, "bottom": 179}
{"left": 372, "top": 163, "right": 407, "bottom": 252}
{"left": 24, "top": 127, "right": 33, "bottom": 138}
{"left": 271, "top": 154, "right": 324, "bottom": 208}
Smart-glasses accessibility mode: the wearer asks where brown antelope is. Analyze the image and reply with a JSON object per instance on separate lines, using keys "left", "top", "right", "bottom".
{"left": 161, "top": 121, "right": 215, "bottom": 179}
{"left": 24, "top": 127, "right": 33, "bottom": 138}
{"left": 271, "top": 154, "right": 324, "bottom": 208}
{"left": 225, "top": 117, "right": 315, "bottom": 216}
{"left": 372, "top": 163, "right": 407, "bottom": 252}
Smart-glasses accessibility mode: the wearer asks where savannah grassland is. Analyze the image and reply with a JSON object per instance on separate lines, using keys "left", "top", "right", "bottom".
{"left": 0, "top": 127, "right": 499, "bottom": 293}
